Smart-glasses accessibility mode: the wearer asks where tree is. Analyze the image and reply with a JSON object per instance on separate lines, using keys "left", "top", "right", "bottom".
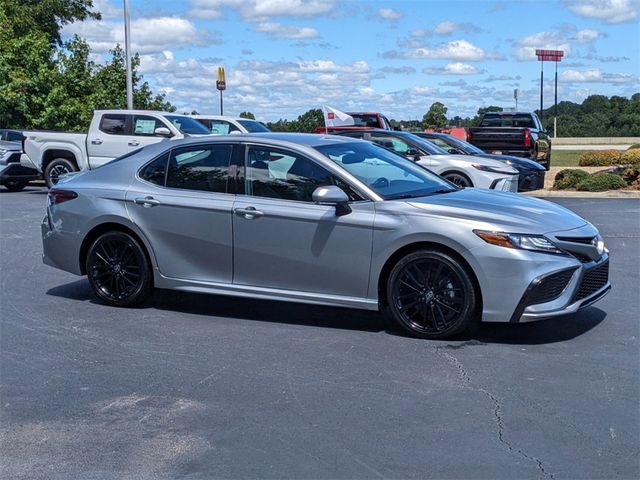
{"left": 239, "top": 111, "right": 255, "bottom": 119}
{"left": 422, "top": 102, "right": 448, "bottom": 130}
{"left": 294, "top": 108, "right": 323, "bottom": 132}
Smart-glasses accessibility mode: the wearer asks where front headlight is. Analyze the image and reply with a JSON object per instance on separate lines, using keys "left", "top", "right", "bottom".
{"left": 472, "top": 164, "right": 517, "bottom": 175}
{"left": 474, "top": 230, "right": 565, "bottom": 255}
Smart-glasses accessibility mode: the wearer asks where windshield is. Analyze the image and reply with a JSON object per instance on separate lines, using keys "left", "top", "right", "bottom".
{"left": 238, "top": 119, "right": 270, "bottom": 133}
{"left": 314, "top": 142, "right": 457, "bottom": 200}
{"left": 165, "top": 115, "right": 211, "bottom": 135}
{"left": 439, "top": 135, "right": 484, "bottom": 155}
{"left": 395, "top": 132, "right": 449, "bottom": 155}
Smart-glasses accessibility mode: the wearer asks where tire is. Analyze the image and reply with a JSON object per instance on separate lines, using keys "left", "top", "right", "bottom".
{"left": 44, "top": 158, "right": 77, "bottom": 188}
{"left": 86, "top": 231, "right": 153, "bottom": 307}
{"left": 442, "top": 171, "right": 473, "bottom": 188}
{"left": 3, "top": 180, "right": 28, "bottom": 192}
{"left": 386, "top": 249, "right": 477, "bottom": 339}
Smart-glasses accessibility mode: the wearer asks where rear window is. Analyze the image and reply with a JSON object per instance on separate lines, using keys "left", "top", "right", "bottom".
{"left": 481, "top": 114, "right": 535, "bottom": 128}
{"left": 350, "top": 114, "right": 381, "bottom": 128}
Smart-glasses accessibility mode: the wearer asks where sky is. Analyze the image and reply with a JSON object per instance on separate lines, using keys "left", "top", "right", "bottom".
{"left": 63, "top": 0, "right": 640, "bottom": 122}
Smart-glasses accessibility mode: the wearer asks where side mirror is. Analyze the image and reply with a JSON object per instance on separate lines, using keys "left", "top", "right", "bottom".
{"left": 154, "top": 127, "right": 172, "bottom": 137}
{"left": 312, "top": 185, "right": 352, "bottom": 216}
{"left": 406, "top": 147, "right": 420, "bottom": 156}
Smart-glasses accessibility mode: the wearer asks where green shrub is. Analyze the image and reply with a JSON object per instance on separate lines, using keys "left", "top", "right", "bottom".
{"left": 553, "top": 169, "right": 590, "bottom": 189}
{"left": 621, "top": 149, "right": 640, "bottom": 163}
{"left": 578, "top": 150, "right": 623, "bottom": 166}
{"left": 627, "top": 144, "right": 640, "bottom": 150}
{"left": 576, "top": 173, "right": 627, "bottom": 192}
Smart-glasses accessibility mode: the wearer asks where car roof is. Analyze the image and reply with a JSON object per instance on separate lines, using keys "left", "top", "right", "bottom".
{"left": 94, "top": 110, "right": 186, "bottom": 116}
{"left": 191, "top": 115, "right": 255, "bottom": 121}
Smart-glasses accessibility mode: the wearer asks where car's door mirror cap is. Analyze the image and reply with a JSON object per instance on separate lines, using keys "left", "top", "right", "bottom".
{"left": 312, "top": 185, "right": 352, "bottom": 216}
{"left": 406, "top": 147, "right": 420, "bottom": 156}
{"left": 155, "top": 127, "right": 172, "bottom": 137}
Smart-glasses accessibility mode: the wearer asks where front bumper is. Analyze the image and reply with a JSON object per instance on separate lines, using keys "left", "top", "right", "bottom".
{"left": 511, "top": 254, "right": 610, "bottom": 323}
{"left": 0, "top": 163, "right": 40, "bottom": 185}
{"left": 517, "top": 170, "right": 546, "bottom": 192}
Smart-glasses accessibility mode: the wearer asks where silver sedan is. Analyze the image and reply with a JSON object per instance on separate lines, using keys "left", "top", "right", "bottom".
{"left": 42, "top": 133, "right": 610, "bottom": 339}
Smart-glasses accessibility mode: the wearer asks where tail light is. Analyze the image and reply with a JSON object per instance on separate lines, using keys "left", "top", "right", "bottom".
{"left": 48, "top": 188, "right": 77, "bottom": 205}
{"left": 466, "top": 129, "right": 472, "bottom": 143}
{"left": 524, "top": 128, "right": 531, "bottom": 148}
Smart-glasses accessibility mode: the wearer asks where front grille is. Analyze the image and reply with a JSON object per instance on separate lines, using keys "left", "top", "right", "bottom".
{"left": 573, "top": 260, "right": 609, "bottom": 301}
{"left": 528, "top": 268, "right": 576, "bottom": 305}
{"left": 7, "top": 152, "right": 21, "bottom": 164}
{"left": 556, "top": 236, "right": 595, "bottom": 245}
{"left": 571, "top": 252, "right": 593, "bottom": 263}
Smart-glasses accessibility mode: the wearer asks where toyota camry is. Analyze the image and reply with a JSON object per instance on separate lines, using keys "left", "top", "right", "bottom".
{"left": 42, "top": 133, "right": 610, "bottom": 339}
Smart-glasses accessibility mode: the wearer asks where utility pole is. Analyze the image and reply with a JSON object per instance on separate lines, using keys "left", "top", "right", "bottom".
{"left": 123, "top": 0, "right": 133, "bottom": 109}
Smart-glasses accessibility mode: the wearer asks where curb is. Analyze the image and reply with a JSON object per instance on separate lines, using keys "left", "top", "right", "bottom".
{"left": 523, "top": 189, "right": 640, "bottom": 198}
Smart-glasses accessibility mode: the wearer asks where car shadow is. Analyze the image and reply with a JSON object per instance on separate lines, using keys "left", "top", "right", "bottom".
{"left": 47, "top": 280, "right": 607, "bottom": 344}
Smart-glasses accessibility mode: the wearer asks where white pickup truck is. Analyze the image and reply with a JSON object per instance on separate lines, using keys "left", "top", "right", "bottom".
{"left": 23, "top": 110, "right": 211, "bottom": 187}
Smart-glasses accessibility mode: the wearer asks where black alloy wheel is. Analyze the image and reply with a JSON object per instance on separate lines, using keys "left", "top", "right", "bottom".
{"left": 4, "top": 180, "right": 28, "bottom": 192}
{"left": 86, "top": 231, "right": 153, "bottom": 307}
{"left": 443, "top": 172, "right": 472, "bottom": 188}
{"left": 387, "top": 250, "right": 477, "bottom": 339}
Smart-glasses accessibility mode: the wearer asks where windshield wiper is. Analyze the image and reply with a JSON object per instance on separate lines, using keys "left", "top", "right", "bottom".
{"left": 388, "top": 189, "right": 455, "bottom": 200}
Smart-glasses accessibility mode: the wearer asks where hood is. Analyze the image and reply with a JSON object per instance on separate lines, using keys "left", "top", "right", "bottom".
{"left": 428, "top": 154, "right": 518, "bottom": 173}
{"left": 403, "top": 188, "right": 587, "bottom": 234}
{"left": 477, "top": 154, "right": 545, "bottom": 171}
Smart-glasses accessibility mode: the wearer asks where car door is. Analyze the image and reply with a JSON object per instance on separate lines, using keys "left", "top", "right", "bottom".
{"left": 87, "top": 113, "right": 130, "bottom": 167}
{"left": 126, "top": 143, "right": 236, "bottom": 283}
{"left": 231, "top": 143, "right": 375, "bottom": 298}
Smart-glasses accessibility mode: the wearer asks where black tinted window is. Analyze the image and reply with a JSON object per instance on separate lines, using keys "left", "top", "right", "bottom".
{"left": 167, "top": 145, "right": 232, "bottom": 193}
{"left": 139, "top": 152, "right": 169, "bottom": 185}
{"left": 99, "top": 114, "right": 127, "bottom": 135}
{"left": 245, "top": 146, "right": 360, "bottom": 202}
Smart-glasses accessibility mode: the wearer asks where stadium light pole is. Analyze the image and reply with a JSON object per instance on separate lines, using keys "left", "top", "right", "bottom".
{"left": 123, "top": 0, "right": 133, "bottom": 109}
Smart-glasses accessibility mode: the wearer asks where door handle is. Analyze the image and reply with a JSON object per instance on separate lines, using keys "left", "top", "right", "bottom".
{"left": 91, "top": 138, "right": 103, "bottom": 145}
{"left": 128, "top": 140, "right": 140, "bottom": 146}
{"left": 134, "top": 196, "right": 160, "bottom": 208}
{"left": 234, "top": 206, "right": 264, "bottom": 219}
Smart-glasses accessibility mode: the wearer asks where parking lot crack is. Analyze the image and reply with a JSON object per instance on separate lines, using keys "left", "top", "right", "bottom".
{"left": 433, "top": 347, "right": 554, "bottom": 480}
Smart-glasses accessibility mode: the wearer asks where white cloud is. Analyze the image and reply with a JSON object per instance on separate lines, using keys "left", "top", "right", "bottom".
{"left": 378, "top": 7, "right": 403, "bottom": 20}
{"left": 423, "top": 62, "right": 484, "bottom": 75}
{"left": 560, "top": 69, "right": 636, "bottom": 83}
{"left": 188, "top": 0, "right": 335, "bottom": 20}
{"left": 255, "top": 22, "right": 319, "bottom": 38}
{"left": 64, "top": 16, "right": 217, "bottom": 54}
{"left": 297, "top": 60, "right": 370, "bottom": 73}
{"left": 384, "top": 40, "right": 492, "bottom": 61}
{"left": 513, "top": 31, "right": 571, "bottom": 61}
{"left": 573, "top": 29, "right": 601, "bottom": 43}
{"left": 433, "top": 21, "right": 480, "bottom": 35}
{"left": 566, "top": 0, "right": 638, "bottom": 24}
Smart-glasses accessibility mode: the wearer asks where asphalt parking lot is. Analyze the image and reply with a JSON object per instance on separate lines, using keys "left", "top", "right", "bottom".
{"left": 1, "top": 187, "right": 639, "bottom": 480}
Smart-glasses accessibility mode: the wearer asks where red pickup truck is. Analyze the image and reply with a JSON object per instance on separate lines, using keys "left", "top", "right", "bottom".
{"left": 315, "top": 112, "right": 392, "bottom": 134}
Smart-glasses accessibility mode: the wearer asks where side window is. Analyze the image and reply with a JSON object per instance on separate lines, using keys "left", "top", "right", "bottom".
{"left": 7, "top": 131, "right": 22, "bottom": 142}
{"left": 99, "top": 114, "right": 127, "bottom": 135}
{"left": 371, "top": 134, "right": 408, "bottom": 154}
{"left": 133, "top": 115, "right": 168, "bottom": 137}
{"left": 166, "top": 144, "right": 233, "bottom": 193}
{"left": 139, "top": 152, "right": 169, "bottom": 186}
{"left": 245, "top": 146, "right": 358, "bottom": 202}
{"left": 210, "top": 120, "right": 240, "bottom": 135}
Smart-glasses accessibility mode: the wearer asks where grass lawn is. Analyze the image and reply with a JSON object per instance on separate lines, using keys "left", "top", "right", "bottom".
{"left": 552, "top": 150, "right": 582, "bottom": 167}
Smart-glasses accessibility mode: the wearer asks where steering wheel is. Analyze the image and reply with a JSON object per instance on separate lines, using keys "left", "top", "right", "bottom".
{"left": 371, "top": 177, "right": 390, "bottom": 189}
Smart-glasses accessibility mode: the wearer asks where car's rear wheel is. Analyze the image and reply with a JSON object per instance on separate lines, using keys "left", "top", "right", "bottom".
{"left": 387, "top": 249, "right": 477, "bottom": 339}
{"left": 86, "top": 231, "right": 153, "bottom": 307}
{"left": 442, "top": 172, "right": 473, "bottom": 188}
{"left": 45, "top": 158, "right": 77, "bottom": 188}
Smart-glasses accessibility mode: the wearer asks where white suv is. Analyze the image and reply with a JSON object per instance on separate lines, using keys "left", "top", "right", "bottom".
{"left": 191, "top": 115, "right": 270, "bottom": 134}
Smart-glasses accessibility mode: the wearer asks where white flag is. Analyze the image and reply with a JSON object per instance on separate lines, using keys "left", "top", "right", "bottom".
{"left": 322, "top": 105, "right": 355, "bottom": 127}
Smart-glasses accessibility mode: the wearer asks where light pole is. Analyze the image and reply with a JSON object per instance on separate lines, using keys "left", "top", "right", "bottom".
{"left": 123, "top": 0, "right": 133, "bottom": 109}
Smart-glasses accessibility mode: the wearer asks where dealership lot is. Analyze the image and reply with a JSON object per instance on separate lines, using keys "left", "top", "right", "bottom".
{"left": 1, "top": 188, "right": 638, "bottom": 479}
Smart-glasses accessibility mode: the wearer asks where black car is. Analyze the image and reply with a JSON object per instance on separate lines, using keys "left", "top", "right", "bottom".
{"left": 413, "top": 132, "right": 546, "bottom": 192}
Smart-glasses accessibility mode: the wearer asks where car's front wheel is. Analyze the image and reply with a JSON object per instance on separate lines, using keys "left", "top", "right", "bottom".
{"left": 442, "top": 172, "right": 473, "bottom": 188}
{"left": 3, "top": 180, "right": 28, "bottom": 192}
{"left": 387, "top": 249, "right": 477, "bottom": 339}
{"left": 86, "top": 231, "right": 153, "bottom": 307}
